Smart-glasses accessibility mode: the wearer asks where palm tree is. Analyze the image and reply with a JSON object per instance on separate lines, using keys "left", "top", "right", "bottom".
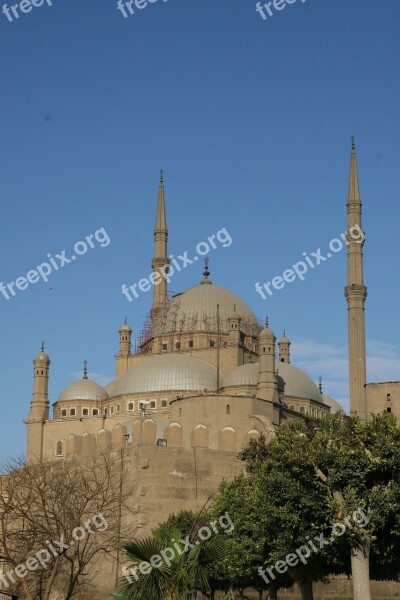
{"left": 111, "top": 528, "right": 233, "bottom": 600}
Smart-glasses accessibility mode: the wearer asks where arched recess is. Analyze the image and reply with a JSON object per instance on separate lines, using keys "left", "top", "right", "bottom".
{"left": 167, "top": 422, "right": 183, "bottom": 447}
{"left": 81, "top": 432, "right": 96, "bottom": 456}
{"left": 142, "top": 419, "right": 156, "bottom": 445}
{"left": 97, "top": 429, "right": 112, "bottom": 451}
{"left": 113, "top": 424, "right": 127, "bottom": 449}
{"left": 219, "top": 426, "right": 236, "bottom": 451}
{"left": 245, "top": 429, "right": 261, "bottom": 445}
{"left": 192, "top": 424, "right": 209, "bottom": 448}
{"left": 66, "top": 434, "right": 81, "bottom": 457}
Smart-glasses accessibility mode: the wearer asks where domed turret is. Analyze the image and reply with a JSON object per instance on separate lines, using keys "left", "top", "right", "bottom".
{"left": 119, "top": 318, "right": 132, "bottom": 358}
{"left": 257, "top": 320, "right": 278, "bottom": 419}
{"left": 30, "top": 342, "right": 51, "bottom": 422}
{"left": 278, "top": 331, "right": 291, "bottom": 363}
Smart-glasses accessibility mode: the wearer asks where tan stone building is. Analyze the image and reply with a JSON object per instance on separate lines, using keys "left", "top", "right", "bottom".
{"left": 18, "top": 140, "right": 398, "bottom": 597}
{"left": 26, "top": 170, "right": 340, "bottom": 467}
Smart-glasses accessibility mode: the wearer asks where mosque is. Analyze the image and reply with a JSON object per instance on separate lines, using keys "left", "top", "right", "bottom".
{"left": 26, "top": 169, "right": 350, "bottom": 465}
{"left": 21, "top": 141, "right": 400, "bottom": 594}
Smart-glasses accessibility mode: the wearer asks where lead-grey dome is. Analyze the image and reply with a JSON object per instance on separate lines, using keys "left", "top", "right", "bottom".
{"left": 276, "top": 364, "right": 322, "bottom": 402}
{"left": 222, "top": 362, "right": 259, "bottom": 388}
{"left": 322, "top": 394, "right": 345, "bottom": 414}
{"left": 105, "top": 379, "right": 117, "bottom": 397}
{"left": 58, "top": 379, "right": 109, "bottom": 402}
{"left": 153, "top": 283, "right": 260, "bottom": 336}
{"left": 113, "top": 354, "right": 223, "bottom": 395}
{"left": 222, "top": 362, "right": 323, "bottom": 402}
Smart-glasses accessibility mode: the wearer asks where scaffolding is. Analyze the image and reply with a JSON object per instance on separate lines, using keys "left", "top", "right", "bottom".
{"left": 135, "top": 292, "right": 263, "bottom": 354}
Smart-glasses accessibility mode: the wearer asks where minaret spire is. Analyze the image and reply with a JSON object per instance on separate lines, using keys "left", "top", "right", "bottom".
{"left": 344, "top": 137, "right": 368, "bottom": 420}
{"left": 151, "top": 170, "right": 170, "bottom": 321}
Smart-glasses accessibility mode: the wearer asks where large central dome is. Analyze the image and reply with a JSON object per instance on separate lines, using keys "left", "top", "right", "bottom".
{"left": 153, "top": 282, "right": 260, "bottom": 336}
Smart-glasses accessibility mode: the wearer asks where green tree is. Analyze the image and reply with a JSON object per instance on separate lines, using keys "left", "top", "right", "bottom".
{"left": 308, "top": 413, "right": 400, "bottom": 600}
{"left": 216, "top": 431, "right": 347, "bottom": 600}
{"left": 212, "top": 473, "right": 292, "bottom": 600}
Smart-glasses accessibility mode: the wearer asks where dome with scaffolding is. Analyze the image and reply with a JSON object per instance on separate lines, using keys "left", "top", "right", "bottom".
{"left": 151, "top": 282, "right": 260, "bottom": 337}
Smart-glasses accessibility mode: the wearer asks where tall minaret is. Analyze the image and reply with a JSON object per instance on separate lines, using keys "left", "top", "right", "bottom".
{"left": 151, "top": 170, "right": 170, "bottom": 321}
{"left": 257, "top": 320, "right": 279, "bottom": 401}
{"left": 26, "top": 343, "right": 51, "bottom": 461}
{"left": 344, "top": 137, "right": 368, "bottom": 420}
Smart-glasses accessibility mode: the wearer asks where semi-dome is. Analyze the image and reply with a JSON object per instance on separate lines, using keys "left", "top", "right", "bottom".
{"left": 113, "top": 354, "right": 223, "bottom": 395}
{"left": 322, "top": 394, "right": 345, "bottom": 414}
{"left": 222, "top": 362, "right": 259, "bottom": 388}
{"left": 153, "top": 282, "right": 260, "bottom": 336}
{"left": 105, "top": 379, "right": 117, "bottom": 397}
{"left": 58, "top": 379, "right": 109, "bottom": 403}
{"left": 222, "top": 362, "right": 323, "bottom": 403}
{"left": 276, "top": 363, "right": 322, "bottom": 402}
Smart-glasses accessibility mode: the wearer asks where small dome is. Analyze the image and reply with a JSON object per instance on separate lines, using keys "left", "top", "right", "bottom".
{"left": 222, "top": 363, "right": 259, "bottom": 388}
{"left": 153, "top": 283, "right": 260, "bottom": 336}
{"left": 120, "top": 322, "right": 132, "bottom": 332}
{"left": 35, "top": 351, "right": 50, "bottom": 362}
{"left": 222, "top": 362, "right": 322, "bottom": 403}
{"left": 278, "top": 335, "right": 290, "bottom": 344}
{"left": 276, "top": 363, "right": 322, "bottom": 402}
{"left": 113, "top": 354, "right": 223, "bottom": 395}
{"left": 58, "top": 379, "right": 109, "bottom": 402}
{"left": 105, "top": 379, "right": 117, "bottom": 397}
{"left": 322, "top": 394, "right": 345, "bottom": 414}
{"left": 260, "top": 326, "right": 275, "bottom": 339}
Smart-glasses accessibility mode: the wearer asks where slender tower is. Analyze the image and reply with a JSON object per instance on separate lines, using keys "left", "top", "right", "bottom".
{"left": 26, "top": 343, "right": 51, "bottom": 461}
{"left": 278, "top": 331, "right": 291, "bottom": 364}
{"left": 151, "top": 170, "right": 170, "bottom": 322}
{"left": 257, "top": 319, "right": 279, "bottom": 423}
{"left": 344, "top": 137, "right": 368, "bottom": 420}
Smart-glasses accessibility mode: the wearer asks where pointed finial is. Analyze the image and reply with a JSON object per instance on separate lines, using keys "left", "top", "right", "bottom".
{"left": 283, "top": 329, "right": 286, "bottom": 337}
{"left": 160, "top": 169, "right": 164, "bottom": 184}
{"left": 351, "top": 136, "right": 355, "bottom": 152}
{"left": 203, "top": 257, "right": 210, "bottom": 279}
{"left": 265, "top": 317, "right": 269, "bottom": 328}
{"left": 41, "top": 341, "right": 45, "bottom": 352}
{"left": 318, "top": 376, "right": 323, "bottom": 393}
{"left": 124, "top": 316, "right": 127, "bottom": 325}
{"left": 83, "top": 360, "right": 88, "bottom": 380}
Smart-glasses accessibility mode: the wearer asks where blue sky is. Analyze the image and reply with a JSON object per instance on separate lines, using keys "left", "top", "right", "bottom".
{"left": 0, "top": 0, "right": 399, "bottom": 461}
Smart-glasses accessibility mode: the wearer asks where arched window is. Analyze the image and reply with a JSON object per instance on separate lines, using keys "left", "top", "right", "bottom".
{"left": 128, "top": 402, "right": 134, "bottom": 411}
{"left": 56, "top": 441, "right": 63, "bottom": 456}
